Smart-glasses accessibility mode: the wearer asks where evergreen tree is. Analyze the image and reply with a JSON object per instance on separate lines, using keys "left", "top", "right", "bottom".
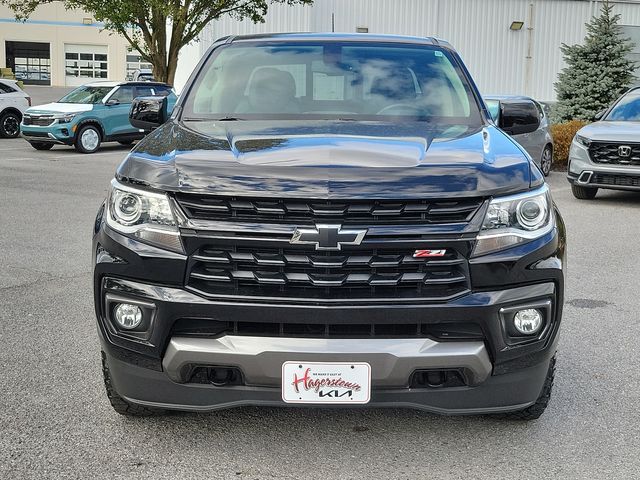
{"left": 554, "top": 0, "right": 636, "bottom": 122}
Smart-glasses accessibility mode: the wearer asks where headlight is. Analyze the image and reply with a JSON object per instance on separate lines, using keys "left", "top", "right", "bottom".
{"left": 53, "top": 113, "right": 77, "bottom": 123}
{"left": 106, "top": 179, "right": 183, "bottom": 253}
{"left": 574, "top": 134, "right": 591, "bottom": 147}
{"left": 473, "top": 185, "right": 554, "bottom": 256}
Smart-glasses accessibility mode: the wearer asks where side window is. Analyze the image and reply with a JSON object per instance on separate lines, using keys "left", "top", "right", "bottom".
{"left": 151, "top": 86, "right": 173, "bottom": 97}
{"left": 0, "top": 83, "right": 15, "bottom": 94}
{"left": 485, "top": 100, "right": 500, "bottom": 122}
{"left": 135, "top": 86, "right": 154, "bottom": 97}
{"left": 109, "top": 86, "right": 134, "bottom": 104}
{"left": 533, "top": 101, "right": 544, "bottom": 119}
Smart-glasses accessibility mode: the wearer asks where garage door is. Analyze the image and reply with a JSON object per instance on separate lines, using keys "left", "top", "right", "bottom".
{"left": 64, "top": 44, "right": 108, "bottom": 87}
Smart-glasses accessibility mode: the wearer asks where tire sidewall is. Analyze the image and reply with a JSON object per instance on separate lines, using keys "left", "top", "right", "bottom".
{"left": 75, "top": 125, "right": 101, "bottom": 153}
{"left": 540, "top": 146, "right": 552, "bottom": 176}
{"left": 0, "top": 112, "right": 21, "bottom": 138}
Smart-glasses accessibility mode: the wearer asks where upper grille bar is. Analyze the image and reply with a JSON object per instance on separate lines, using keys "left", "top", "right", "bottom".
{"left": 175, "top": 194, "right": 484, "bottom": 225}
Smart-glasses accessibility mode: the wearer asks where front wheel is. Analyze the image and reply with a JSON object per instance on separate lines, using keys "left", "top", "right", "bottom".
{"left": 29, "top": 141, "right": 54, "bottom": 151}
{"left": 571, "top": 183, "right": 598, "bottom": 200}
{"left": 74, "top": 125, "right": 101, "bottom": 153}
{"left": 540, "top": 145, "right": 552, "bottom": 176}
{"left": 0, "top": 111, "right": 21, "bottom": 138}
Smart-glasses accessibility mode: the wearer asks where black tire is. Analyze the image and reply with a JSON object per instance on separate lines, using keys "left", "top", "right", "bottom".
{"left": 0, "top": 111, "right": 21, "bottom": 138}
{"left": 571, "top": 183, "right": 598, "bottom": 200}
{"left": 29, "top": 141, "right": 54, "bottom": 151}
{"left": 102, "top": 352, "right": 166, "bottom": 417}
{"left": 498, "top": 355, "right": 556, "bottom": 421}
{"left": 540, "top": 145, "right": 553, "bottom": 176}
{"left": 118, "top": 140, "right": 134, "bottom": 146}
{"left": 74, "top": 124, "right": 102, "bottom": 153}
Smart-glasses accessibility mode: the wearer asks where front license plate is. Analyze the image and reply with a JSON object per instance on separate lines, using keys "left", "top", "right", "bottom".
{"left": 282, "top": 361, "right": 371, "bottom": 404}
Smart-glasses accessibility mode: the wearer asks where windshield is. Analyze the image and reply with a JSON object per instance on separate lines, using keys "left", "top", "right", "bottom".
{"left": 606, "top": 93, "right": 640, "bottom": 121}
{"left": 59, "top": 86, "right": 113, "bottom": 104}
{"left": 183, "top": 42, "right": 482, "bottom": 124}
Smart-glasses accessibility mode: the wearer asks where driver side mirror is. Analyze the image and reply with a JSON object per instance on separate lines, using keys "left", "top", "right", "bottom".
{"left": 105, "top": 99, "right": 120, "bottom": 106}
{"left": 129, "top": 96, "right": 168, "bottom": 131}
{"left": 499, "top": 102, "right": 540, "bottom": 136}
{"left": 593, "top": 109, "right": 605, "bottom": 121}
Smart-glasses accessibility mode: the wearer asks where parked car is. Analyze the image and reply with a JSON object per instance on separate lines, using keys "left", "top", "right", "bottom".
{"left": 132, "top": 69, "right": 154, "bottom": 82}
{"left": 484, "top": 95, "right": 554, "bottom": 176}
{"left": 567, "top": 86, "right": 640, "bottom": 199}
{"left": 94, "top": 33, "right": 565, "bottom": 420}
{"left": 0, "top": 79, "right": 31, "bottom": 138}
{"left": 20, "top": 81, "right": 177, "bottom": 153}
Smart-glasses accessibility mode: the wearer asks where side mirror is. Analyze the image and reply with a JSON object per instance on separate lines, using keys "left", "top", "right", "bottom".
{"left": 129, "top": 96, "right": 168, "bottom": 131}
{"left": 105, "top": 99, "right": 120, "bottom": 106}
{"left": 499, "top": 102, "right": 540, "bottom": 135}
{"left": 593, "top": 109, "right": 605, "bottom": 121}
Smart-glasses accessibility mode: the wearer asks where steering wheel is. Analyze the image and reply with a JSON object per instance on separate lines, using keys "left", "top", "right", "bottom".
{"left": 376, "top": 104, "right": 425, "bottom": 115}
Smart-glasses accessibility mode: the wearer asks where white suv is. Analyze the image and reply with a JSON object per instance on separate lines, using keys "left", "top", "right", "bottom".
{"left": 0, "top": 79, "right": 31, "bottom": 138}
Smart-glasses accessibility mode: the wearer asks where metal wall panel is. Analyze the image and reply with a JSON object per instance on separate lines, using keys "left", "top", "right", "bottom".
{"left": 191, "top": 0, "right": 640, "bottom": 101}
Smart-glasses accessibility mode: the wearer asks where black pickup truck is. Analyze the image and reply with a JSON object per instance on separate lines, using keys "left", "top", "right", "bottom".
{"left": 93, "top": 33, "right": 565, "bottom": 419}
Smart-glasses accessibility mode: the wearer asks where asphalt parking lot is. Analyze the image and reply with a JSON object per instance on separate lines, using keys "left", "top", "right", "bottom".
{"left": 1, "top": 137, "right": 639, "bottom": 480}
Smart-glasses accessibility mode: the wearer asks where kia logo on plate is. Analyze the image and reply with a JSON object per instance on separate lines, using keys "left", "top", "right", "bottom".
{"left": 290, "top": 224, "right": 367, "bottom": 251}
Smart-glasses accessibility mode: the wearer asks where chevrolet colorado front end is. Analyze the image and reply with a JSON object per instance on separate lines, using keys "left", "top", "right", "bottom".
{"left": 93, "top": 34, "right": 565, "bottom": 419}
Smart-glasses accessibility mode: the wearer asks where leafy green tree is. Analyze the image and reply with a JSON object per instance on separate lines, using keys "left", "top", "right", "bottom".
{"left": 554, "top": 0, "right": 636, "bottom": 122}
{"left": 1, "top": 0, "right": 313, "bottom": 84}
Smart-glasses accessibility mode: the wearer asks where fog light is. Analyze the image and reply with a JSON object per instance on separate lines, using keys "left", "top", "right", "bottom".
{"left": 513, "top": 308, "right": 542, "bottom": 335}
{"left": 114, "top": 303, "right": 142, "bottom": 329}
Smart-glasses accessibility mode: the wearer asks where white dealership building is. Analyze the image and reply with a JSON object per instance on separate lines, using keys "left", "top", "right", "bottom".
{"left": 175, "top": 0, "right": 640, "bottom": 101}
{"left": 2, "top": 0, "right": 640, "bottom": 100}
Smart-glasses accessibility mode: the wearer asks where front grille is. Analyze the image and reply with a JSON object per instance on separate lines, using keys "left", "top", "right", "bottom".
{"left": 591, "top": 173, "right": 640, "bottom": 188}
{"left": 172, "top": 318, "right": 484, "bottom": 340}
{"left": 175, "top": 194, "right": 483, "bottom": 225}
{"left": 589, "top": 142, "right": 640, "bottom": 165}
{"left": 186, "top": 244, "right": 471, "bottom": 301}
{"left": 22, "top": 115, "right": 55, "bottom": 127}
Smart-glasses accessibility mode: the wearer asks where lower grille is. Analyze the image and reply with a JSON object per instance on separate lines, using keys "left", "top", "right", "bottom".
{"left": 186, "top": 244, "right": 471, "bottom": 301}
{"left": 591, "top": 173, "right": 640, "bottom": 188}
{"left": 24, "top": 131, "right": 49, "bottom": 138}
{"left": 172, "top": 318, "right": 484, "bottom": 340}
{"left": 589, "top": 142, "right": 640, "bottom": 165}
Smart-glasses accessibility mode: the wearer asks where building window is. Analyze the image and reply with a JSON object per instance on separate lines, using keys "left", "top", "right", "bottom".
{"left": 356, "top": 27, "right": 369, "bottom": 33}
{"left": 64, "top": 45, "right": 108, "bottom": 85}
{"left": 5, "top": 41, "right": 51, "bottom": 85}
{"left": 126, "top": 49, "right": 153, "bottom": 80}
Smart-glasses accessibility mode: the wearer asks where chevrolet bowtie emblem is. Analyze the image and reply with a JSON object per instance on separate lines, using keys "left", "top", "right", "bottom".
{"left": 290, "top": 224, "right": 367, "bottom": 251}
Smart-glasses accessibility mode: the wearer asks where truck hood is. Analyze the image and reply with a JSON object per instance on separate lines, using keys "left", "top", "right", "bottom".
{"left": 26, "top": 102, "right": 93, "bottom": 114}
{"left": 118, "top": 120, "right": 533, "bottom": 199}
{"left": 578, "top": 121, "right": 640, "bottom": 142}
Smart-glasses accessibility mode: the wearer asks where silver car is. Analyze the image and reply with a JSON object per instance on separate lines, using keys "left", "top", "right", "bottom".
{"left": 567, "top": 87, "right": 640, "bottom": 199}
{"left": 485, "top": 95, "right": 554, "bottom": 176}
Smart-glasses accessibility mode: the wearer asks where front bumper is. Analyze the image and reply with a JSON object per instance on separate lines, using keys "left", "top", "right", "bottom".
{"left": 20, "top": 123, "right": 75, "bottom": 145}
{"left": 568, "top": 141, "right": 640, "bottom": 191}
{"left": 106, "top": 350, "right": 550, "bottom": 414}
{"left": 94, "top": 204, "right": 565, "bottom": 414}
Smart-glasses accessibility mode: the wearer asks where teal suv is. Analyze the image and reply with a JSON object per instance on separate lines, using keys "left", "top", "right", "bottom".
{"left": 20, "top": 81, "right": 176, "bottom": 153}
